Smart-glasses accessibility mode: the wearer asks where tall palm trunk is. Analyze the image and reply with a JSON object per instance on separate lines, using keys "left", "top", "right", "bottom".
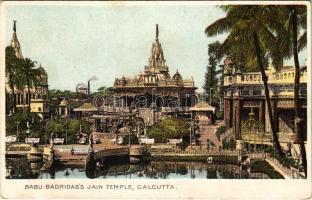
{"left": 26, "top": 77, "right": 31, "bottom": 117}
{"left": 291, "top": 7, "right": 307, "bottom": 178}
{"left": 253, "top": 32, "right": 284, "bottom": 158}
{"left": 8, "top": 66, "right": 16, "bottom": 113}
{"left": 9, "top": 79, "right": 16, "bottom": 113}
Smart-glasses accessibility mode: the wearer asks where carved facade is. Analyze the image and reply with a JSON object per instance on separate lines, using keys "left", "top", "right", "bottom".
{"left": 222, "top": 57, "right": 307, "bottom": 145}
{"left": 112, "top": 25, "right": 197, "bottom": 116}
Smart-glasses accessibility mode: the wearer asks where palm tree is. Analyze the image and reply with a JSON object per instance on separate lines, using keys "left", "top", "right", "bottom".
{"left": 5, "top": 46, "right": 18, "bottom": 113}
{"left": 288, "top": 5, "right": 307, "bottom": 177}
{"left": 252, "top": 5, "right": 307, "bottom": 177}
{"left": 205, "top": 5, "right": 286, "bottom": 157}
{"left": 17, "top": 58, "right": 40, "bottom": 116}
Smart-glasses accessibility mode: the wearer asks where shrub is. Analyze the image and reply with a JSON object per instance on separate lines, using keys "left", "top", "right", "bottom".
{"left": 207, "top": 139, "right": 215, "bottom": 149}
{"left": 264, "top": 147, "right": 297, "bottom": 168}
{"left": 47, "top": 118, "right": 91, "bottom": 144}
{"left": 216, "top": 125, "right": 226, "bottom": 141}
{"left": 222, "top": 137, "right": 236, "bottom": 150}
{"left": 147, "top": 118, "right": 189, "bottom": 143}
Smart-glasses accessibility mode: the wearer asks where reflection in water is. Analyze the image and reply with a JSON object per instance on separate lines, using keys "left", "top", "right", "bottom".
{"left": 6, "top": 158, "right": 270, "bottom": 179}
{"left": 6, "top": 157, "right": 43, "bottom": 179}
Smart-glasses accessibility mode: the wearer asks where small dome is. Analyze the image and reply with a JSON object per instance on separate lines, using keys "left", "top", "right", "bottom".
{"left": 172, "top": 70, "right": 182, "bottom": 81}
{"left": 37, "top": 65, "right": 47, "bottom": 75}
{"left": 59, "top": 98, "right": 68, "bottom": 106}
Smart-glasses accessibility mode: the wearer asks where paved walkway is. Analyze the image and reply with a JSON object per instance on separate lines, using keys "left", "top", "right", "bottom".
{"left": 197, "top": 120, "right": 223, "bottom": 148}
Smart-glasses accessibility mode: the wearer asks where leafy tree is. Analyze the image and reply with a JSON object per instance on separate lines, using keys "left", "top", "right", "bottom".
{"left": 92, "top": 86, "right": 113, "bottom": 97}
{"left": 48, "top": 89, "right": 77, "bottom": 99}
{"left": 203, "top": 41, "right": 223, "bottom": 114}
{"left": 46, "top": 118, "right": 91, "bottom": 144}
{"left": 147, "top": 118, "right": 189, "bottom": 143}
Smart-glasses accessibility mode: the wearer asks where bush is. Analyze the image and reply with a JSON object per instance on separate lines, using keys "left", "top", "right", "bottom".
{"left": 216, "top": 125, "right": 226, "bottom": 141}
{"left": 147, "top": 118, "right": 189, "bottom": 143}
{"left": 264, "top": 147, "right": 297, "bottom": 168}
{"left": 6, "top": 111, "right": 43, "bottom": 140}
{"left": 207, "top": 139, "right": 215, "bottom": 149}
{"left": 47, "top": 118, "right": 91, "bottom": 144}
{"left": 177, "top": 135, "right": 190, "bottom": 150}
{"left": 222, "top": 137, "right": 236, "bottom": 150}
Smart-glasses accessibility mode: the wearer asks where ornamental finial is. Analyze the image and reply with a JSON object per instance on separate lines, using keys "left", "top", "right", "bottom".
{"left": 13, "top": 20, "right": 17, "bottom": 32}
{"left": 156, "top": 24, "right": 159, "bottom": 40}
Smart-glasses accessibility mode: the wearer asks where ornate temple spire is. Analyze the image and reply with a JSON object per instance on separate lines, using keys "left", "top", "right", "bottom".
{"left": 11, "top": 20, "right": 23, "bottom": 59}
{"left": 148, "top": 24, "right": 166, "bottom": 70}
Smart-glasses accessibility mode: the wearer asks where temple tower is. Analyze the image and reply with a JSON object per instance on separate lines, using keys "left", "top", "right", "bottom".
{"left": 10, "top": 20, "right": 23, "bottom": 59}
{"left": 147, "top": 24, "right": 168, "bottom": 74}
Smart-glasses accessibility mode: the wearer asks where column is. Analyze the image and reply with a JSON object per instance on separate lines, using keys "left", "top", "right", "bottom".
{"left": 259, "top": 100, "right": 264, "bottom": 129}
{"left": 224, "top": 98, "right": 231, "bottom": 129}
{"left": 265, "top": 100, "right": 271, "bottom": 133}
{"left": 233, "top": 99, "right": 241, "bottom": 139}
{"left": 265, "top": 99, "right": 276, "bottom": 133}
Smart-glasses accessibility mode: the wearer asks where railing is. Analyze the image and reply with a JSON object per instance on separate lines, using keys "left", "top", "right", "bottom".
{"left": 243, "top": 152, "right": 302, "bottom": 178}
{"left": 150, "top": 148, "right": 238, "bottom": 156}
{"left": 242, "top": 133, "right": 272, "bottom": 143}
{"left": 220, "top": 128, "right": 234, "bottom": 142}
{"left": 242, "top": 133, "right": 295, "bottom": 143}
{"left": 265, "top": 154, "right": 302, "bottom": 178}
{"left": 114, "top": 79, "right": 195, "bottom": 87}
{"left": 224, "top": 69, "right": 307, "bottom": 86}
{"left": 93, "top": 147, "right": 129, "bottom": 160}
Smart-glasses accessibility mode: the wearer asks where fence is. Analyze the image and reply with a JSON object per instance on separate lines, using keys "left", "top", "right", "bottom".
{"left": 150, "top": 147, "right": 238, "bottom": 156}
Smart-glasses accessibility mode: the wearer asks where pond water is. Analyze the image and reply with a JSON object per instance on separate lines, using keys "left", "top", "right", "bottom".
{"left": 6, "top": 157, "right": 271, "bottom": 179}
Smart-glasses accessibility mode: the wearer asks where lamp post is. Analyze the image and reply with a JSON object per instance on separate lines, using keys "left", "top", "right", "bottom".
{"left": 26, "top": 121, "right": 30, "bottom": 139}
{"left": 127, "top": 121, "right": 131, "bottom": 147}
{"left": 189, "top": 120, "right": 194, "bottom": 149}
{"left": 219, "top": 96, "right": 223, "bottom": 112}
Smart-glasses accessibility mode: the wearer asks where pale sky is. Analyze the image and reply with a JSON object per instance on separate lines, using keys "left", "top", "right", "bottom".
{"left": 4, "top": 3, "right": 307, "bottom": 92}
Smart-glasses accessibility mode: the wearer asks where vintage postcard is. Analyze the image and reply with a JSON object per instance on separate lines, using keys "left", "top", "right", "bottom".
{"left": 0, "top": 1, "right": 311, "bottom": 199}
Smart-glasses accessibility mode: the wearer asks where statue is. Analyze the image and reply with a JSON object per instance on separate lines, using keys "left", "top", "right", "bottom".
{"left": 88, "top": 134, "right": 94, "bottom": 153}
{"left": 50, "top": 133, "right": 54, "bottom": 150}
